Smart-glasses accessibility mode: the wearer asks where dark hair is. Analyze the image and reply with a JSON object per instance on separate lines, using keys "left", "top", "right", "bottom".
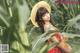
{"left": 35, "top": 7, "right": 55, "bottom": 33}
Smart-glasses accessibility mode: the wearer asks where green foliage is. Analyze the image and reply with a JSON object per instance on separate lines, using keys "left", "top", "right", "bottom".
{"left": 0, "top": 0, "right": 80, "bottom": 53}
{"left": 0, "top": 0, "right": 31, "bottom": 53}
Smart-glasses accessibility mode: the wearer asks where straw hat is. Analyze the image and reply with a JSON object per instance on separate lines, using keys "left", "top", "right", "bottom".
{"left": 30, "top": 1, "right": 51, "bottom": 27}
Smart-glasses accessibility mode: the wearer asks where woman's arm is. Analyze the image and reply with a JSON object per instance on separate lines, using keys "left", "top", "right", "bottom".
{"left": 51, "top": 32, "right": 72, "bottom": 53}
{"left": 58, "top": 41, "right": 72, "bottom": 53}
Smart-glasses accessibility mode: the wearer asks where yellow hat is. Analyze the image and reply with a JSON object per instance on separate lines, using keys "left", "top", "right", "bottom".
{"left": 30, "top": 1, "right": 51, "bottom": 27}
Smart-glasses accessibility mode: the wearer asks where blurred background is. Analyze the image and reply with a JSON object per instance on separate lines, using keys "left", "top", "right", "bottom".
{"left": 0, "top": 0, "right": 80, "bottom": 53}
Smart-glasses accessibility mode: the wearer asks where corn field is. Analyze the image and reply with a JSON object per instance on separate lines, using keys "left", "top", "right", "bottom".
{"left": 0, "top": 0, "right": 80, "bottom": 53}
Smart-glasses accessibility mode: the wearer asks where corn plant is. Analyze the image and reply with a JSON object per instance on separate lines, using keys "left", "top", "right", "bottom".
{"left": 0, "top": 0, "right": 31, "bottom": 53}
{"left": 0, "top": 0, "right": 80, "bottom": 53}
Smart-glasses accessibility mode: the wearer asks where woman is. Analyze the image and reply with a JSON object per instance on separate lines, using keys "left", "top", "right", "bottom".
{"left": 30, "top": 1, "right": 72, "bottom": 53}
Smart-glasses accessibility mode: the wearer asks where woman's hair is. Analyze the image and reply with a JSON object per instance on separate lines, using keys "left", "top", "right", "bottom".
{"left": 35, "top": 7, "right": 55, "bottom": 33}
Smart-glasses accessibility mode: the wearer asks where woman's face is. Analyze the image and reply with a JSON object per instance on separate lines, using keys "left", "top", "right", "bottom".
{"left": 42, "top": 13, "right": 50, "bottom": 22}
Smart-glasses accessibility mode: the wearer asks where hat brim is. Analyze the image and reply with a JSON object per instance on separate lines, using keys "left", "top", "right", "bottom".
{"left": 30, "top": 1, "right": 51, "bottom": 27}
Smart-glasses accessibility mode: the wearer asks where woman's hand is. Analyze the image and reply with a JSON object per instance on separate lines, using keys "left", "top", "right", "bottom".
{"left": 58, "top": 41, "right": 72, "bottom": 53}
{"left": 63, "top": 35, "right": 69, "bottom": 42}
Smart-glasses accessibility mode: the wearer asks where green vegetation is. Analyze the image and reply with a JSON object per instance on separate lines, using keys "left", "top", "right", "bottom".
{"left": 0, "top": 0, "right": 80, "bottom": 53}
